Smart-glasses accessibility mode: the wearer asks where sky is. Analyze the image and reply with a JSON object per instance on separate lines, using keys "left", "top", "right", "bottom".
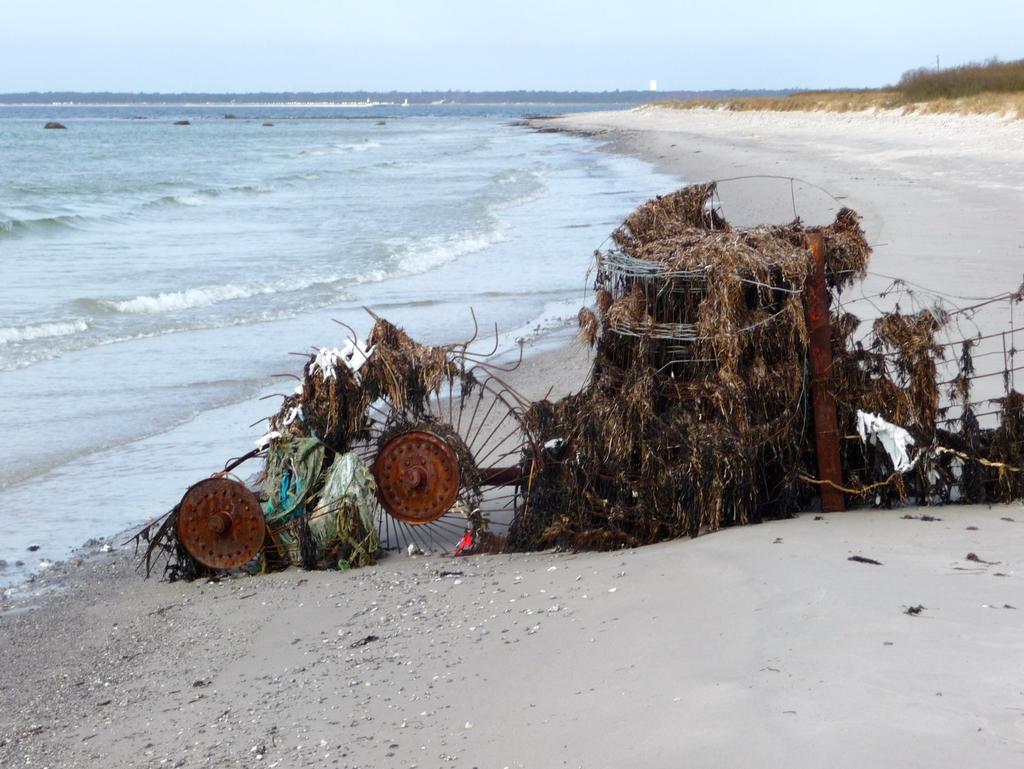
{"left": 2, "top": 0, "right": 1023, "bottom": 93}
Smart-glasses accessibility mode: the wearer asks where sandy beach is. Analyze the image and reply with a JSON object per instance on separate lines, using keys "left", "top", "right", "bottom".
{"left": 538, "top": 106, "right": 1024, "bottom": 296}
{"left": 3, "top": 106, "right": 1024, "bottom": 768}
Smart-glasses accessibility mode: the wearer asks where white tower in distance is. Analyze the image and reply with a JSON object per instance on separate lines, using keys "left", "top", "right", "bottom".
{"left": 649, "top": 79, "right": 658, "bottom": 91}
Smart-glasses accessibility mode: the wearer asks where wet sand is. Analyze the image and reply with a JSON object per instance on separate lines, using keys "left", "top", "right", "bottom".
{"left": 3, "top": 108, "right": 1024, "bottom": 768}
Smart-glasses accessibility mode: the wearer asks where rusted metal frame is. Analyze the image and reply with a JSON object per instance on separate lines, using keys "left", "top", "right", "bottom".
{"left": 803, "top": 232, "right": 845, "bottom": 513}
{"left": 479, "top": 466, "right": 523, "bottom": 485}
{"left": 1003, "top": 330, "right": 1010, "bottom": 395}
{"left": 472, "top": 419, "right": 525, "bottom": 468}
{"left": 460, "top": 382, "right": 492, "bottom": 446}
{"left": 421, "top": 516, "right": 466, "bottom": 535}
{"left": 220, "top": 448, "right": 262, "bottom": 474}
{"left": 465, "top": 390, "right": 508, "bottom": 451}
{"left": 1010, "top": 297, "right": 1017, "bottom": 393}
{"left": 385, "top": 507, "right": 399, "bottom": 551}
{"left": 938, "top": 363, "right": 1024, "bottom": 386}
{"left": 469, "top": 408, "right": 517, "bottom": 460}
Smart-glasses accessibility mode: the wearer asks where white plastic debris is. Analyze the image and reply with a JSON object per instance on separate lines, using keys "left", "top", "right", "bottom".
{"left": 256, "top": 430, "right": 282, "bottom": 450}
{"left": 311, "top": 339, "right": 375, "bottom": 381}
{"left": 543, "top": 437, "right": 564, "bottom": 450}
{"left": 407, "top": 543, "right": 423, "bottom": 557}
{"left": 280, "top": 405, "right": 303, "bottom": 427}
{"left": 856, "top": 410, "right": 916, "bottom": 472}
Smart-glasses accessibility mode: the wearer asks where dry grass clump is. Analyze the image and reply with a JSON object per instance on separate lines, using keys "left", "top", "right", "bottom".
{"left": 269, "top": 315, "right": 470, "bottom": 452}
{"left": 985, "top": 391, "right": 1024, "bottom": 500}
{"left": 511, "top": 183, "right": 1024, "bottom": 549}
{"left": 272, "top": 354, "right": 369, "bottom": 453}
{"left": 829, "top": 308, "right": 947, "bottom": 505}
{"left": 361, "top": 316, "right": 462, "bottom": 415}
{"left": 509, "top": 183, "right": 871, "bottom": 550}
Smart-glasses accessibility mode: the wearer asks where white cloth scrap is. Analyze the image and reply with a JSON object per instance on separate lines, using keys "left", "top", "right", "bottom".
{"left": 856, "top": 410, "right": 916, "bottom": 472}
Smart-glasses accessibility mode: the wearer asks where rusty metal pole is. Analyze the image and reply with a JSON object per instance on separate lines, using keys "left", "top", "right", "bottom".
{"left": 803, "top": 232, "right": 845, "bottom": 512}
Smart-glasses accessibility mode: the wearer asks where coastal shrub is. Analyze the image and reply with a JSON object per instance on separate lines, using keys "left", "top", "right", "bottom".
{"left": 898, "top": 58, "right": 1024, "bottom": 100}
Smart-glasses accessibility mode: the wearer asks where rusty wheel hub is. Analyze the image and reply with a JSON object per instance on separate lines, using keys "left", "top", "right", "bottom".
{"left": 373, "top": 431, "right": 461, "bottom": 524}
{"left": 177, "top": 477, "right": 265, "bottom": 569}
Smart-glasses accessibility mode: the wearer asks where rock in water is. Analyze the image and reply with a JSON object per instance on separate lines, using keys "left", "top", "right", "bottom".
{"left": 174, "top": 119, "right": 191, "bottom": 126}
{"left": 43, "top": 121, "right": 66, "bottom": 129}
{"left": 262, "top": 122, "right": 274, "bottom": 127}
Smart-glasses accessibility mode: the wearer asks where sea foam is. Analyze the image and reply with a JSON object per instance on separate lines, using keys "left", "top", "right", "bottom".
{"left": 97, "top": 284, "right": 281, "bottom": 314}
{"left": 0, "top": 319, "right": 89, "bottom": 345}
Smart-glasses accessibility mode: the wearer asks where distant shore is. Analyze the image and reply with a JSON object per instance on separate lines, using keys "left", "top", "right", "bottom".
{"left": 1, "top": 101, "right": 612, "bottom": 108}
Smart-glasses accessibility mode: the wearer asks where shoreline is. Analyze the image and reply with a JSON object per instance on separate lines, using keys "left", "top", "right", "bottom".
{"left": 529, "top": 106, "right": 1024, "bottom": 292}
{"left": 3, "top": 106, "right": 1024, "bottom": 767}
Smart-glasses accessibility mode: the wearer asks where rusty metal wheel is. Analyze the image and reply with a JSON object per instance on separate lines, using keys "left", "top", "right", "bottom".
{"left": 177, "top": 477, "right": 265, "bottom": 569}
{"left": 373, "top": 431, "right": 462, "bottom": 525}
{"left": 352, "top": 375, "right": 538, "bottom": 553}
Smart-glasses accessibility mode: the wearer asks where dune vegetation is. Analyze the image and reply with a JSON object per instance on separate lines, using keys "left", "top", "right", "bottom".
{"left": 661, "top": 58, "right": 1024, "bottom": 118}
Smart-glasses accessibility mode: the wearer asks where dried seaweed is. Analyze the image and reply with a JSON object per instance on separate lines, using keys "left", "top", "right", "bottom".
{"left": 510, "top": 183, "right": 871, "bottom": 549}
{"left": 139, "top": 314, "right": 482, "bottom": 579}
{"left": 513, "top": 184, "right": 1023, "bottom": 545}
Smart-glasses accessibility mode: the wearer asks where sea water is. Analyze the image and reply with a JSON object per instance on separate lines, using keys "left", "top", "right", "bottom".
{"left": 0, "top": 104, "right": 680, "bottom": 586}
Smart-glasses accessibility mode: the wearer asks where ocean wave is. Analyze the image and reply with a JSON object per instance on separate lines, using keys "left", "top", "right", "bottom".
{"left": 202, "top": 183, "right": 274, "bottom": 196}
{"left": 144, "top": 183, "right": 273, "bottom": 209}
{"left": 0, "top": 319, "right": 89, "bottom": 345}
{"left": 87, "top": 228, "right": 511, "bottom": 318}
{"left": 91, "top": 284, "right": 283, "bottom": 314}
{"left": 299, "top": 140, "right": 382, "bottom": 158}
{"left": 0, "top": 213, "right": 92, "bottom": 238}
{"left": 0, "top": 306, "right": 315, "bottom": 373}
{"left": 141, "top": 193, "right": 205, "bottom": 209}
{"left": 483, "top": 166, "right": 548, "bottom": 212}
{"left": 84, "top": 266, "right": 358, "bottom": 315}
{"left": 385, "top": 228, "right": 506, "bottom": 277}
{"left": 2, "top": 183, "right": 277, "bottom": 236}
